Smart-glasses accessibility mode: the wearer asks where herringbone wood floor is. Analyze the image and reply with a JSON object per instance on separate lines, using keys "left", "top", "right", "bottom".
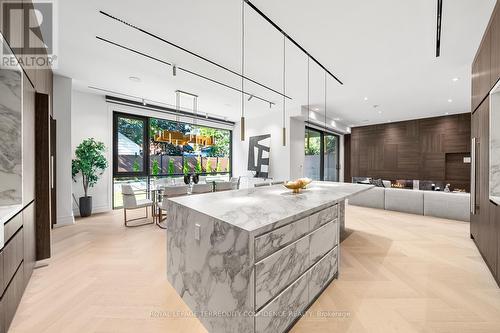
{"left": 9, "top": 205, "right": 500, "bottom": 333}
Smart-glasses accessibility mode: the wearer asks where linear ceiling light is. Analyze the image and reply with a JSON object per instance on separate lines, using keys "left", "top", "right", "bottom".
{"left": 436, "top": 0, "right": 443, "bottom": 57}
{"left": 99, "top": 10, "right": 292, "bottom": 100}
{"left": 96, "top": 36, "right": 275, "bottom": 106}
{"left": 243, "top": 0, "right": 343, "bottom": 85}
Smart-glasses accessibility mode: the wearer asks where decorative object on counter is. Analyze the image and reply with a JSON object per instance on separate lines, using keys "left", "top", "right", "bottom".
{"left": 0, "top": 35, "right": 23, "bottom": 206}
{"left": 72, "top": 138, "right": 108, "bottom": 217}
{"left": 444, "top": 184, "right": 451, "bottom": 192}
{"left": 299, "top": 177, "right": 312, "bottom": 189}
{"left": 248, "top": 134, "right": 271, "bottom": 178}
{"left": 284, "top": 178, "right": 311, "bottom": 193}
{"left": 431, "top": 183, "right": 436, "bottom": 191}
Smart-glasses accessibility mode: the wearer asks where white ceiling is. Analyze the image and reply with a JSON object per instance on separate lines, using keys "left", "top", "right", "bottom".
{"left": 56, "top": 0, "right": 496, "bottom": 126}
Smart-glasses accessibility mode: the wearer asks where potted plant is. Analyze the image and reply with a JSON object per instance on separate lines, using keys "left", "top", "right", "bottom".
{"left": 72, "top": 138, "right": 108, "bottom": 217}
{"left": 183, "top": 159, "right": 191, "bottom": 184}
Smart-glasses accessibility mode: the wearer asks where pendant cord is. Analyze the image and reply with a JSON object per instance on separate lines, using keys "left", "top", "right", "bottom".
{"left": 241, "top": 0, "right": 245, "bottom": 120}
{"left": 307, "top": 57, "right": 310, "bottom": 123}
{"left": 324, "top": 71, "right": 327, "bottom": 131}
{"left": 282, "top": 33, "right": 286, "bottom": 146}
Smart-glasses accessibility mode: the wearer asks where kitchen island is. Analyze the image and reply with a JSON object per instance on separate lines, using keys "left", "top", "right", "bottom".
{"left": 165, "top": 181, "right": 371, "bottom": 333}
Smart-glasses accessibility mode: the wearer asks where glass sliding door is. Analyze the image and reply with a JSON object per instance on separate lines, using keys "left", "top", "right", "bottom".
{"left": 324, "top": 133, "right": 339, "bottom": 181}
{"left": 304, "top": 127, "right": 340, "bottom": 181}
{"left": 304, "top": 128, "right": 322, "bottom": 180}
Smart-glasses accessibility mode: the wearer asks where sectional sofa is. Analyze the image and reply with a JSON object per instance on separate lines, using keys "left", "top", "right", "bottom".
{"left": 349, "top": 186, "right": 470, "bottom": 222}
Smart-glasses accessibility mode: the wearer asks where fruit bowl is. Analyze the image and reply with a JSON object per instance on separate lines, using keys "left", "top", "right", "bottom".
{"left": 283, "top": 178, "right": 312, "bottom": 193}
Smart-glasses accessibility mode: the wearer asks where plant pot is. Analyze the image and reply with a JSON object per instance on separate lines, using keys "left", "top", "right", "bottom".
{"left": 79, "top": 196, "right": 92, "bottom": 217}
{"left": 192, "top": 174, "right": 200, "bottom": 184}
{"left": 183, "top": 174, "right": 191, "bottom": 185}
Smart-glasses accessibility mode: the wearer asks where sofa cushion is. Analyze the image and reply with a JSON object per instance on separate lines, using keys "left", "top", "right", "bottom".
{"left": 384, "top": 188, "right": 424, "bottom": 215}
{"left": 349, "top": 187, "right": 385, "bottom": 209}
{"left": 423, "top": 191, "right": 470, "bottom": 222}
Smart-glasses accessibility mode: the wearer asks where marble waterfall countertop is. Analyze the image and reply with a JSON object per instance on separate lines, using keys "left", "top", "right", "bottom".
{"left": 0, "top": 204, "right": 22, "bottom": 249}
{"left": 168, "top": 181, "right": 372, "bottom": 232}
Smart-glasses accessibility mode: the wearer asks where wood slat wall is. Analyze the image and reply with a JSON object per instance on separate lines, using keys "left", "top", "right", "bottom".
{"left": 348, "top": 114, "right": 471, "bottom": 190}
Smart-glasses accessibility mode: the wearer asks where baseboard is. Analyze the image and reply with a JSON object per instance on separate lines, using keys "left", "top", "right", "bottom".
{"left": 73, "top": 205, "right": 111, "bottom": 217}
{"left": 55, "top": 215, "right": 75, "bottom": 227}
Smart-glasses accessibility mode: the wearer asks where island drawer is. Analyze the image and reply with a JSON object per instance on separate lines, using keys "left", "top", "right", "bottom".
{"left": 254, "top": 217, "right": 309, "bottom": 261}
{"left": 255, "top": 236, "right": 310, "bottom": 310}
{"left": 309, "top": 205, "right": 337, "bottom": 231}
{"left": 255, "top": 270, "right": 309, "bottom": 333}
{"left": 309, "top": 247, "right": 338, "bottom": 300}
{"left": 309, "top": 220, "right": 337, "bottom": 264}
{"left": 4, "top": 213, "right": 23, "bottom": 245}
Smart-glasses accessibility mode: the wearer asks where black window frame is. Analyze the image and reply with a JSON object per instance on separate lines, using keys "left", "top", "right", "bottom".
{"left": 113, "top": 112, "right": 150, "bottom": 178}
{"left": 305, "top": 126, "right": 340, "bottom": 181}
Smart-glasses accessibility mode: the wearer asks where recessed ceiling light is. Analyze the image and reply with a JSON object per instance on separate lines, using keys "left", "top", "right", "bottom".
{"left": 333, "top": 117, "right": 341, "bottom": 121}
{"left": 128, "top": 76, "right": 141, "bottom": 83}
{"left": 447, "top": 99, "right": 453, "bottom": 103}
{"left": 378, "top": 110, "right": 382, "bottom": 114}
{"left": 364, "top": 97, "right": 368, "bottom": 101}
{"left": 445, "top": 112, "right": 449, "bottom": 115}
{"left": 452, "top": 77, "right": 459, "bottom": 82}
{"left": 313, "top": 108, "right": 320, "bottom": 111}
{"left": 387, "top": 120, "right": 392, "bottom": 123}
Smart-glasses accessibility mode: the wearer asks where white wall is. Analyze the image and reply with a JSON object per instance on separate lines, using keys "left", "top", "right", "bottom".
{"left": 233, "top": 109, "right": 347, "bottom": 182}
{"left": 53, "top": 75, "right": 75, "bottom": 225}
{"left": 233, "top": 111, "right": 291, "bottom": 181}
{"left": 71, "top": 91, "right": 112, "bottom": 215}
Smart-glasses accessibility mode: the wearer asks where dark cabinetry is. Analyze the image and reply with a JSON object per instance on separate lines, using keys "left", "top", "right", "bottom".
{"left": 470, "top": 0, "right": 500, "bottom": 285}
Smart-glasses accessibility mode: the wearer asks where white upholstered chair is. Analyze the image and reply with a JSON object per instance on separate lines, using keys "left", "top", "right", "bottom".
{"left": 192, "top": 183, "right": 213, "bottom": 194}
{"left": 121, "top": 184, "right": 153, "bottom": 227}
{"left": 215, "top": 181, "right": 233, "bottom": 192}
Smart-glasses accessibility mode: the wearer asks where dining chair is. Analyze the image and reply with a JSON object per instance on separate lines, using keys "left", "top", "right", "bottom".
{"left": 158, "top": 185, "right": 189, "bottom": 228}
{"left": 121, "top": 184, "right": 154, "bottom": 227}
{"left": 191, "top": 183, "right": 213, "bottom": 194}
{"left": 230, "top": 176, "right": 241, "bottom": 190}
{"left": 215, "top": 181, "right": 233, "bottom": 192}
{"left": 162, "top": 185, "right": 189, "bottom": 198}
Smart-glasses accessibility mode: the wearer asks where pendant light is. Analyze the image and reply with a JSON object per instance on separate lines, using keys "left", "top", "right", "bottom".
{"left": 240, "top": 0, "right": 246, "bottom": 141}
{"left": 175, "top": 90, "right": 180, "bottom": 122}
{"left": 282, "top": 33, "right": 286, "bottom": 146}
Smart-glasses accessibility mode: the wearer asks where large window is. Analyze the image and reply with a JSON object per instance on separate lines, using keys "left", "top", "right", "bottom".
{"left": 112, "top": 112, "right": 232, "bottom": 208}
{"left": 304, "top": 127, "right": 339, "bottom": 181}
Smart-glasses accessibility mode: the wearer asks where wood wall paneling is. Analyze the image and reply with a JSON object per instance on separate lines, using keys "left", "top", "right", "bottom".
{"left": 348, "top": 114, "right": 471, "bottom": 190}
{"left": 34, "top": 93, "right": 51, "bottom": 261}
{"left": 344, "top": 134, "right": 351, "bottom": 182}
